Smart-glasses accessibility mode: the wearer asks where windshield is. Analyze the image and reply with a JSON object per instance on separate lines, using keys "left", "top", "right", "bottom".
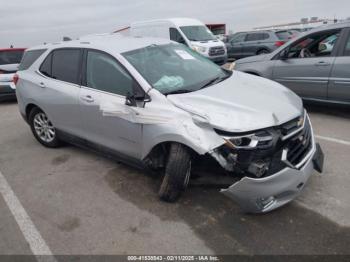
{"left": 180, "top": 26, "right": 216, "bottom": 41}
{"left": 122, "top": 43, "right": 230, "bottom": 95}
{"left": 0, "top": 50, "right": 24, "bottom": 65}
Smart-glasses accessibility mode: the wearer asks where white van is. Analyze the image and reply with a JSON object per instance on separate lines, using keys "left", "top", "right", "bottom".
{"left": 130, "top": 18, "right": 227, "bottom": 65}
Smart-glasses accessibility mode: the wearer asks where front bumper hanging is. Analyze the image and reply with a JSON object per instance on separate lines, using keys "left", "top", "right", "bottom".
{"left": 221, "top": 142, "right": 324, "bottom": 213}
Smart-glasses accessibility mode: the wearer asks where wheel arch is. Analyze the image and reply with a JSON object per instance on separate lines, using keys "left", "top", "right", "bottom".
{"left": 25, "top": 103, "right": 42, "bottom": 121}
{"left": 142, "top": 140, "right": 203, "bottom": 170}
{"left": 256, "top": 48, "right": 270, "bottom": 55}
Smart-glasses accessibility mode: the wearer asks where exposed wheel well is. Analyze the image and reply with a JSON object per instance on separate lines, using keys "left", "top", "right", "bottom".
{"left": 256, "top": 48, "right": 270, "bottom": 55}
{"left": 143, "top": 141, "right": 198, "bottom": 171}
{"left": 25, "top": 104, "right": 41, "bottom": 121}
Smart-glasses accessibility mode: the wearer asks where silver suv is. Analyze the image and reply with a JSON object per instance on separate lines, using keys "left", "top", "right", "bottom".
{"left": 15, "top": 35, "right": 324, "bottom": 213}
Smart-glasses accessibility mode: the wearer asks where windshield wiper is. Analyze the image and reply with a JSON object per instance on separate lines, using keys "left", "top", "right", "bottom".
{"left": 199, "top": 72, "right": 232, "bottom": 90}
{"left": 164, "top": 89, "right": 193, "bottom": 96}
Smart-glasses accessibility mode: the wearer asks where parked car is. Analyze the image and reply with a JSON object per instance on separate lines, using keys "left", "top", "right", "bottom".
{"left": 234, "top": 22, "right": 350, "bottom": 105}
{"left": 0, "top": 48, "right": 25, "bottom": 101}
{"left": 15, "top": 35, "right": 323, "bottom": 213}
{"left": 287, "top": 29, "right": 301, "bottom": 39}
{"left": 225, "top": 30, "right": 293, "bottom": 59}
{"left": 130, "top": 18, "right": 227, "bottom": 65}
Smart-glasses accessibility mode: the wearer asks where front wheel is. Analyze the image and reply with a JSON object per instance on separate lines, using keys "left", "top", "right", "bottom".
{"left": 158, "top": 143, "right": 191, "bottom": 202}
{"left": 29, "top": 108, "right": 61, "bottom": 148}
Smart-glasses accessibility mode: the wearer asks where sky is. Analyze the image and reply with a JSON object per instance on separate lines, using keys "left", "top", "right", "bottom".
{"left": 1, "top": 0, "right": 349, "bottom": 47}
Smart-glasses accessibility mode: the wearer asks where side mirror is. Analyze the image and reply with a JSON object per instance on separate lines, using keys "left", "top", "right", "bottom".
{"left": 280, "top": 48, "right": 289, "bottom": 60}
{"left": 178, "top": 37, "right": 187, "bottom": 45}
{"left": 125, "top": 91, "right": 150, "bottom": 107}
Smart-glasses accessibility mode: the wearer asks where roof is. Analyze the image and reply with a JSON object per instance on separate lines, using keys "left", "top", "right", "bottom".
{"left": 306, "top": 21, "right": 350, "bottom": 32}
{"left": 131, "top": 17, "right": 204, "bottom": 27}
{"left": 27, "top": 34, "right": 173, "bottom": 54}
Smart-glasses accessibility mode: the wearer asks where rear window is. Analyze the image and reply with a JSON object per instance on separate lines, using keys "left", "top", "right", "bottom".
{"left": 245, "top": 33, "right": 267, "bottom": 41}
{"left": 40, "top": 49, "right": 81, "bottom": 84}
{"left": 0, "top": 50, "right": 24, "bottom": 65}
{"left": 18, "top": 49, "right": 46, "bottom": 71}
{"left": 276, "top": 31, "right": 291, "bottom": 40}
{"left": 52, "top": 49, "right": 81, "bottom": 84}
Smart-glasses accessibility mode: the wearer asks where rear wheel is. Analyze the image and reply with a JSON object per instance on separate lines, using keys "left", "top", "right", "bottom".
{"left": 29, "top": 108, "right": 61, "bottom": 148}
{"left": 158, "top": 143, "right": 191, "bottom": 202}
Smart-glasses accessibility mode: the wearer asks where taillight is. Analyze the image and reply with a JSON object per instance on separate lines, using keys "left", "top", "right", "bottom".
{"left": 13, "top": 73, "right": 19, "bottom": 85}
{"left": 275, "top": 41, "right": 285, "bottom": 47}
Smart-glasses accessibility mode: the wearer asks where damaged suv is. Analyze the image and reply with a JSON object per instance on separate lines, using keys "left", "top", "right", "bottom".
{"left": 15, "top": 35, "right": 324, "bottom": 213}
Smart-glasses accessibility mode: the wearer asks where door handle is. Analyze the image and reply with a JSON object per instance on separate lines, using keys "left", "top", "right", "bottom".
{"left": 39, "top": 82, "right": 46, "bottom": 88}
{"left": 315, "top": 61, "right": 330, "bottom": 66}
{"left": 82, "top": 95, "right": 94, "bottom": 103}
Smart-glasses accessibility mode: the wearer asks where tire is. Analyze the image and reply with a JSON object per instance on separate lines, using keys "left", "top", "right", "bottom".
{"left": 257, "top": 49, "right": 270, "bottom": 55}
{"left": 29, "top": 107, "right": 61, "bottom": 148}
{"left": 158, "top": 143, "right": 191, "bottom": 202}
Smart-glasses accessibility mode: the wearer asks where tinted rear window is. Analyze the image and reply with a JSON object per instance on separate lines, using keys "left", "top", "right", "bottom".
{"left": 245, "top": 33, "right": 267, "bottom": 41}
{"left": 276, "top": 31, "right": 291, "bottom": 40}
{"left": 39, "top": 53, "right": 52, "bottom": 77}
{"left": 18, "top": 49, "right": 46, "bottom": 70}
{"left": 0, "top": 50, "right": 24, "bottom": 65}
{"left": 51, "top": 49, "right": 81, "bottom": 84}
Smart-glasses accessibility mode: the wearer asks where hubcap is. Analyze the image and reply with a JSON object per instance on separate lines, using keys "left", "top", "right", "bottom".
{"left": 33, "top": 113, "right": 56, "bottom": 143}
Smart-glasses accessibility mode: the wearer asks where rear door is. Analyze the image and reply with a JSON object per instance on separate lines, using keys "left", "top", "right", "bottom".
{"left": 241, "top": 33, "right": 264, "bottom": 56}
{"left": 272, "top": 28, "right": 342, "bottom": 99}
{"left": 328, "top": 28, "right": 350, "bottom": 102}
{"left": 36, "top": 48, "right": 83, "bottom": 135}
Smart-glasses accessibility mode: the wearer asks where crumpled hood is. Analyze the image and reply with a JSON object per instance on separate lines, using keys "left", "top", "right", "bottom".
{"left": 167, "top": 71, "right": 303, "bottom": 133}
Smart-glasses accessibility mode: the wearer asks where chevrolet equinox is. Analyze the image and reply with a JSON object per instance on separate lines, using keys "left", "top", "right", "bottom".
{"left": 15, "top": 34, "right": 324, "bottom": 213}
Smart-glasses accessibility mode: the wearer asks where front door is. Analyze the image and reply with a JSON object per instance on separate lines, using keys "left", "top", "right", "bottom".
{"left": 328, "top": 29, "right": 350, "bottom": 102}
{"left": 227, "top": 33, "right": 245, "bottom": 59}
{"left": 79, "top": 50, "right": 142, "bottom": 160}
{"left": 272, "top": 29, "right": 342, "bottom": 99}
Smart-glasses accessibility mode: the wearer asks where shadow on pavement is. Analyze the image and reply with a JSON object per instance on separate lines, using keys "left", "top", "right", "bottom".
{"left": 105, "top": 163, "right": 350, "bottom": 255}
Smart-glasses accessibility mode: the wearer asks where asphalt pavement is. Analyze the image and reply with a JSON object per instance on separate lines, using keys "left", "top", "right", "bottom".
{"left": 0, "top": 101, "right": 349, "bottom": 256}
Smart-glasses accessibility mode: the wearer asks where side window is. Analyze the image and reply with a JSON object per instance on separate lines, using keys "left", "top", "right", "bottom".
{"left": 169, "top": 28, "right": 186, "bottom": 44}
{"left": 39, "top": 53, "right": 52, "bottom": 77}
{"left": 286, "top": 30, "right": 341, "bottom": 59}
{"left": 230, "top": 33, "right": 246, "bottom": 44}
{"left": 262, "top": 33, "right": 270, "bottom": 40}
{"left": 245, "top": 33, "right": 262, "bottom": 41}
{"left": 51, "top": 49, "right": 81, "bottom": 84}
{"left": 86, "top": 51, "right": 133, "bottom": 96}
{"left": 18, "top": 49, "right": 46, "bottom": 71}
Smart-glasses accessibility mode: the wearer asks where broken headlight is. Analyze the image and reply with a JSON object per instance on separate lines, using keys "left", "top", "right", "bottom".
{"left": 222, "top": 130, "right": 273, "bottom": 149}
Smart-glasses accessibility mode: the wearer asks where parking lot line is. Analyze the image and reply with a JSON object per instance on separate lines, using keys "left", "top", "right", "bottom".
{"left": 0, "top": 171, "right": 55, "bottom": 260}
{"left": 316, "top": 135, "right": 350, "bottom": 146}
